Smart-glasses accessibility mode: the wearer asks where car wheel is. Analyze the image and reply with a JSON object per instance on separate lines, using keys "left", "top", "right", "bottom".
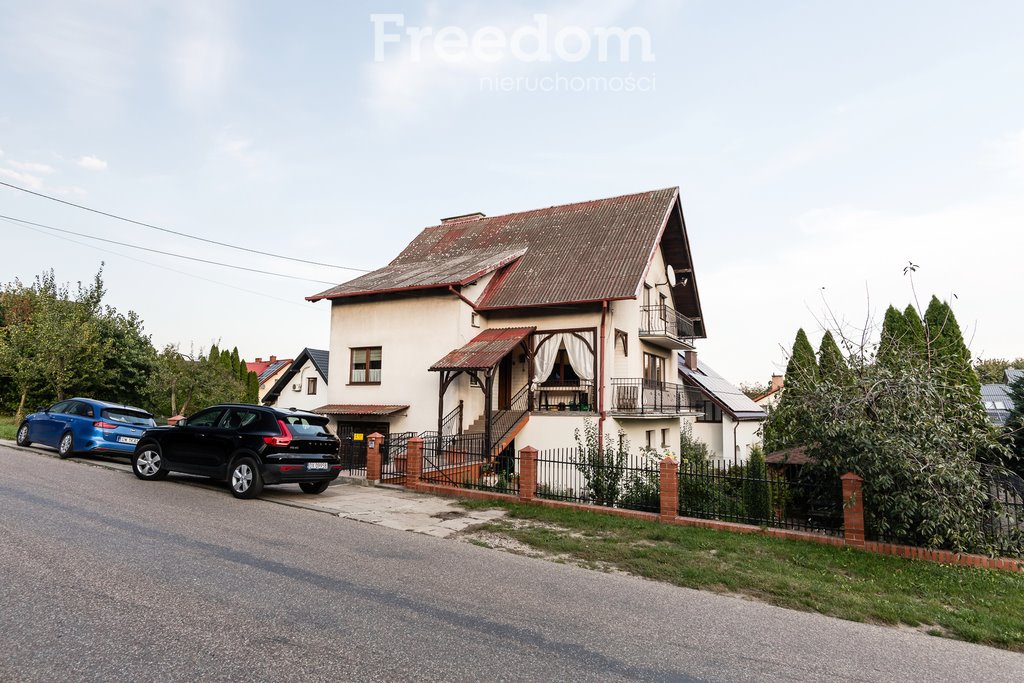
{"left": 229, "top": 457, "right": 263, "bottom": 499}
{"left": 132, "top": 444, "right": 169, "bottom": 481}
{"left": 57, "top": 432, "right": 75, "bottom": 459}
{"left": 16, "top": 422, "right": 32, "bottom": 447}
{"left": 299, "top": 480, "right": 331, "bottom": 495}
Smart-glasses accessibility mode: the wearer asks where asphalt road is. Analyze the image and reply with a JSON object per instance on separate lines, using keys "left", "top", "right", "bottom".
{"left": 1, "top": 444, "right": 1022, "bottom": 682}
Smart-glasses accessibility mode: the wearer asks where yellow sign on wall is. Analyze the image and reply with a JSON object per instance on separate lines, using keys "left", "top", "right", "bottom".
{"left": 353, "top": 433, "right": 364, "bottom": 441}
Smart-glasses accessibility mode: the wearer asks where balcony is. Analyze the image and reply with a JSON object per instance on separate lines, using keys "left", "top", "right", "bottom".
{"left": 609, "top": 378, "right": 703, "bottom": 417}
{"left": 533, "top": 380, "right": 596, "bottom": 413}
{"left": 639, "top": 305, "right": 696, "bottom": 349}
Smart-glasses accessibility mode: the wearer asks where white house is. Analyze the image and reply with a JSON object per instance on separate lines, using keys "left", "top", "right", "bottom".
{"left": 306, "top": 188, "right": 709, "bottom": 455}
{"left": 261, "top": 348, "right": 330, "bottom": 413}
{"left": 678, "top": 357, "right": 766, "bottom": 464}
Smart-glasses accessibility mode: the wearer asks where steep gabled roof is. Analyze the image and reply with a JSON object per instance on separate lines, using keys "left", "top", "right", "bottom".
{"left": 307, "top": 188, "right": 705, "bottom": 336}
{"left": 262, "top": 348, "right": 329, "bottom": 406}
{"left": 679, "top": 358, "right": 766, "bottom": 421}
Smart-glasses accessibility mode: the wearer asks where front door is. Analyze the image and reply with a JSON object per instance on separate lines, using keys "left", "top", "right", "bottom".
{"left": 497, "top": 355, "right": 513, "bottom": 410}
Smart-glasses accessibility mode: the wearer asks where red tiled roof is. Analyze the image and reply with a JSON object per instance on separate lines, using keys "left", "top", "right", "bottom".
{"left": 307, "top": 188, "right": 684, "bottom": 311}
{"left": 312, "top": 404, "right": 408, "bottom": 416}
{"left": 430, "top": 327, "right": 535, "bottom": 371}
{"left": 764, "top": 446, "right": 817, "bottom": 466}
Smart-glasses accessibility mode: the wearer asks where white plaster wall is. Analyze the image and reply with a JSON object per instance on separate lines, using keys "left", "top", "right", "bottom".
{"left": 691, "top": 419, "right": 725, "bottom": 461}
{"left": 327, "top": 294, "right": 466, "bottom": 433}
{"left": 270, "top": 358, "right": 328, "bottom": 413}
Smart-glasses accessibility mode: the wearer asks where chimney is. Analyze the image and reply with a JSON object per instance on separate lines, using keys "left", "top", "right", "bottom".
{"left": 255, "top": 357, "right": 263, "bottom": 363}
{"left": 269, "top": 355, "right": 277, "bottom": 363}
{"left": 770, "top": 374, "right": 784, "bottom": 391}
{"left": 684, "top": 349, "right": 698, "bottom": 371}
{"left": 440, "top": 212, "right": 486, "bottom": 224}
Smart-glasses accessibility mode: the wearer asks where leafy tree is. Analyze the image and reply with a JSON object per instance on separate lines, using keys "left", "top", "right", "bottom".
{"left": 975, "top": 358, "right": 1024, "bottom": 384}
{"left": 738, "top": 381, "right": 770, "bottom": 399}
{"left": 1004, "top": 374, "right": 1024, "bottom": 469}
{"left": 573, "top": 420, "right": 628, "bottom": 506}
{"left": 0, "top": 281, "right": 44, "bottom": 422}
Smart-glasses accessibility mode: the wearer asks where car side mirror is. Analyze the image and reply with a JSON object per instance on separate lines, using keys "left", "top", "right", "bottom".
{"left": 38, "top": 406, "right": 49, "bottom": 414}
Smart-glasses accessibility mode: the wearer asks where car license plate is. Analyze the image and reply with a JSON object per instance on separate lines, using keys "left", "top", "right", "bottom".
{"left": 118, "top": 437, "right": 140, "bottom": 445}
{"left": 306, "top": 462, "right": 328, "bottom": 471}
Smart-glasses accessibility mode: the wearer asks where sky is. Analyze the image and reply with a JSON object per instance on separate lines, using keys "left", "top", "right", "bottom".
{"left": 1, "top": 0, "right": 1022, "bottom": 384}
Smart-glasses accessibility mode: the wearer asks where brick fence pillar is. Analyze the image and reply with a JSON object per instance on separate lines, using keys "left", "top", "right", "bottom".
{"left": 519, "top": 446, "right": 537, "bottom": 502}
{"left": 659, "top": 457, "right": 679, "bottom": 522}
{"left": 366, "top": 432, "right": 383, "bottom": 484}
{"left": 841, "top": 472, "right": 865, "bottom": 548}
{"left": 406, "top": 437, "right": 424, "bottom": 490}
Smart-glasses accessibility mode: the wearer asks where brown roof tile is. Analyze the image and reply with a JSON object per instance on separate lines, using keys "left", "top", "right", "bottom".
{"left": 307, "top": 188, "right": 684, "bottom": 311}
{"left": 312, "top": 404, "right": 409, "bottom": 416}
{"left": 430, "top": 327, "right": 535, "bottom": 371}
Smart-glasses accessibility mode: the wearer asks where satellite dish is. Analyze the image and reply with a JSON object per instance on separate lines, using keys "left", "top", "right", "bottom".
{"left": 666, "top": 265, "right": 677, "bottom": 287}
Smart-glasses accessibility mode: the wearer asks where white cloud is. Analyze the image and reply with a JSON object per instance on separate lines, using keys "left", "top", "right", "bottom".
{"left": 8, "top": 160, "right": 54, "bottom": 174}
{"left": 0, "top": 167, "right": 44, "bottom": 190}
{"left": 166, "top": 1, "right": 237, "bottom": 108}
{"left": 77, "top": 155, "right": 108, "bottom": 171}
{"left": 361, "top": 0, "right": 651, "bottom": 120}
{"left": 699, "top": 189, "right": 1024, "bottom": 382}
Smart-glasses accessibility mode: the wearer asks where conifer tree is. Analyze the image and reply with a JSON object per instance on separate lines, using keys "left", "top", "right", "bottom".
{"left": 877, "top": 305, "right": 908, "bottom": 369}
{"left": 230, "top": 347, "right": 240, "bottom": 377}
{"left": 763, "top": 329, "right": 820, "bottom": 451}
{"left": 209, "top": 344, "right": 220, "bottom": 364}
{"left": 924, "top": 296, "right": 981, "bottom": 397}
{"left": 902, "top": 304, "right": 927, "bottom": 362}
{"left": 817, "top": 330, "right": 850, "bottom": 383}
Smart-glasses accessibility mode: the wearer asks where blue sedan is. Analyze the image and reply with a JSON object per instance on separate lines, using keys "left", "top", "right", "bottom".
{"left": 16, "top": 398, "right": 157, "bottom": 458}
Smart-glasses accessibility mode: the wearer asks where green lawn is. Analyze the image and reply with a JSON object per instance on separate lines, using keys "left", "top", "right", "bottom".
{"left": 0, "top": 415, "right": 17, "bottom": 441}
{"left": 460, "top": 499, "right": 1024, "bottom": 651}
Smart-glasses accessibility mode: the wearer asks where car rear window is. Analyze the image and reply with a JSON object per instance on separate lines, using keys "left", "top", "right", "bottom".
{"left": 281, "top": 414, "right": 331, "bottom": 437}
{"left": 101, "top": 409, "right": 156, "bottom": 427}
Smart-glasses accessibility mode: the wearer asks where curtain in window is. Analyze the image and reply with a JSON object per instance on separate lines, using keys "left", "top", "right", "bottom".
{"left": 563, "top": 331, "right": 595, "bottom": 381}
{"left": 532, "top": 333, "right": 562, "bottom": 387}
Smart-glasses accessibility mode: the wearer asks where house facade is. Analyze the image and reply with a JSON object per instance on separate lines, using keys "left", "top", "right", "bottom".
{"left": 307, "top": 188, "right": 707, "bottom": 455}
{"left": 245, "top": 356, "right": 293, "bottom": 402}
{"left": 261, "top": 348, "right": 330, "bottom": 412}
{"left": 678, "top": 357, "right": 766, "bottom": 464}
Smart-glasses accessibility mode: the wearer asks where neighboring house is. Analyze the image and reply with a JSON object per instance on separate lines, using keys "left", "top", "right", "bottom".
{"left": 262, "top": 348, "right": 330, "bottom": 412}
{"left": 245, "top": 355, "right": 293, "bottom": 402}
{"left": 306, "top": 187, "right": 707, "bottom": 454}
{"left": 753, "top": 374, "right": 784, "bottom": 410}
{"left": 679, "top": 357, "right": 766, "bottom": 464}
{"left": 982, "top": 368, "right": 1021, "bottom": 426}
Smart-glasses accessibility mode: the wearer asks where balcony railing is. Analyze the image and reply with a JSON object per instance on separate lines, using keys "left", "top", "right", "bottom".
{"left": 609, "top": 378, "right": 703, "bottom": 416}
{"left": 533, "top": 380, "right": 596, "bottom": 412}
{"left": 639, "top": 305, "right": 696, "bottom": 343}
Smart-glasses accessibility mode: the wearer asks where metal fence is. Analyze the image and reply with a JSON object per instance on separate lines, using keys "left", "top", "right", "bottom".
{"left": 380, "top": 431, "right": 416, "bottom": 480}
{"left": 534, "top": 448, "right": 662, "bottom": 513}
{"left": 337, "top": 439, "right": 367, "bottom": 477}
{"left": 678, "top": 461, "right": 844, "bottom": 535}
{"left": 981, "top": 465, "right": 1024, "bottom": 556}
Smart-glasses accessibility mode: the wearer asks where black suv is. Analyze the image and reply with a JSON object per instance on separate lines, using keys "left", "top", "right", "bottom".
{"left": 131, "top": 404, "right": 342, "bottom": 499}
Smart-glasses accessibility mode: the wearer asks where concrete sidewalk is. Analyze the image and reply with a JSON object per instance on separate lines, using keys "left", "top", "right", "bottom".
{"left": 0, "top": 439, "right": 506, "bottom": 538}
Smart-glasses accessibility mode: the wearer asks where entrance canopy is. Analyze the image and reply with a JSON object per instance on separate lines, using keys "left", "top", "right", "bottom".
{"left": 313, "top": 404, "right": 408, "bottom": 416}
{"left": 429, "top": 327, "right": 535, "bottom": 371}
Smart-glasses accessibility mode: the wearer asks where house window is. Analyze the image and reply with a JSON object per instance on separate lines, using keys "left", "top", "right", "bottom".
{"left": 661, "top": 428, "right": 669, "bottom": 448}
{"left": 350, "top": 347, "right": 382, "bottom": 384}
{"left": 546, "top": 349, "right": 581, "bottom": 386}
{"left": 307, "top": 377, "right": 317, "bottom": 394}
{"left": 645, "top": 430, "right": 655, "bottom": 448}
{"left": 643, "top": 352, "right": 665, "bottom": 386}
{"left": 696, "top": 399, "right": 722, "bottom": 423}
{"left": 471, "top": 311, "right": 480, "bottom": 328}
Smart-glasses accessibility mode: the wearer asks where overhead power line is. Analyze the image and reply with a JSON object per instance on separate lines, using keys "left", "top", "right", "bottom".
{"left": 0, "top": 214, "right": 338, "bottom": 286}
{"left": 7, "top": 219, "right": 320, "bottom": 312}
{"left": 0, "top": 180, "right": 371, "bottom": 272}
